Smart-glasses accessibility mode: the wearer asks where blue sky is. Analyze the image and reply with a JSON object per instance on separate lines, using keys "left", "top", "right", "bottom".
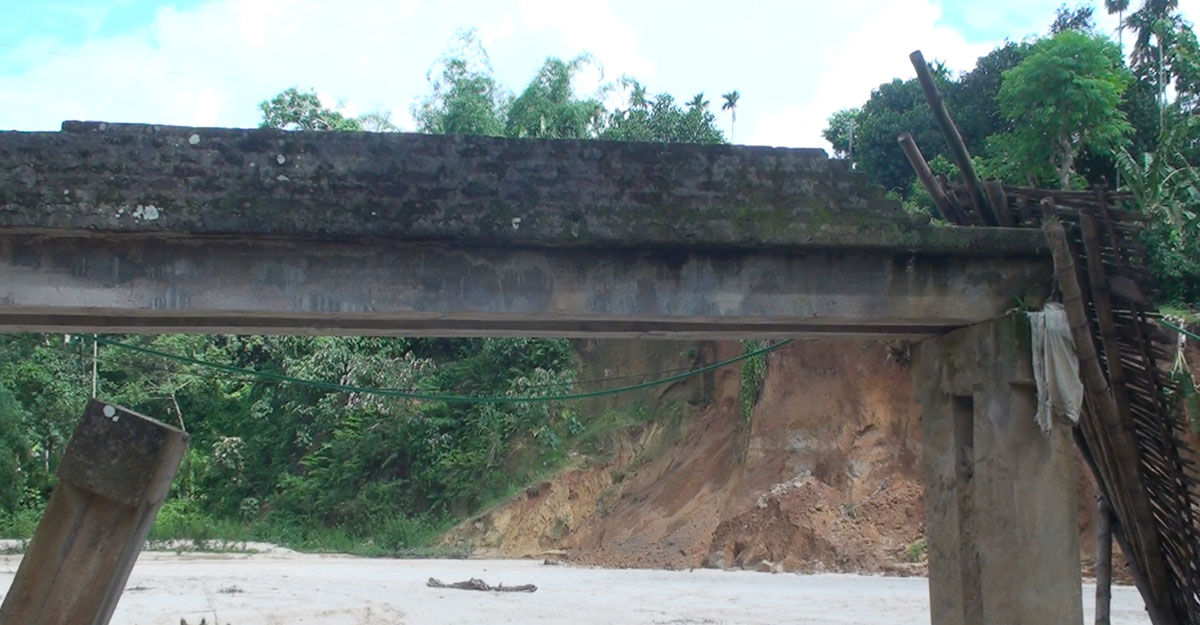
{"left": 1, "top": 0, "right": 1193, "bottom": 150}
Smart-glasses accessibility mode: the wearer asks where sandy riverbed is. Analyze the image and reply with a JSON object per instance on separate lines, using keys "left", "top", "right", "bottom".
{"left": 0, "top": 549, "right": 1151, "bottom": 624}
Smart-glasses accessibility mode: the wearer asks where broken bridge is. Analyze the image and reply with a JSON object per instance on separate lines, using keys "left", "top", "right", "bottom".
{"left": 0, "top": 122, "right": 1086, "bottom": 625}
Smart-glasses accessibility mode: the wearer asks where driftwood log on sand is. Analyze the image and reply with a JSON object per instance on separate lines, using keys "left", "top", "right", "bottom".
{"left": 427, "top": 577, "right": 537, "bottom": 593}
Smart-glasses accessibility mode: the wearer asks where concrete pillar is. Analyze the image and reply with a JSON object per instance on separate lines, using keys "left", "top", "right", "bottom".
{"left": 0, "top": 400, "right": 188, "bottom": 625}
{"left": 913, "top": 315, "right": 1082, "bottom": 625}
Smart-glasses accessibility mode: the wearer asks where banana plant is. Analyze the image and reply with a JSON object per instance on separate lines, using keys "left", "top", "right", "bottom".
{"left": 1117, "top": 111, "right": 1200, "bottom": 237}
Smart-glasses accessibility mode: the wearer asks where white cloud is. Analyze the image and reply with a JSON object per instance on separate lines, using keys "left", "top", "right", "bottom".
{"left": 747, "top": 0, "right": 993, "bottom": 151}
{"left": 0, "top": 0, "right": 425, "bottom": 131}
{"left": 7, "top": 0, "right": 1199, "bottom": 153}
{"left": 479, "top": 14, "right": 517, "bottom": 47}
{"left": 0, "top": 0, "right": 647, "bottom": 132}
{"left": 516, "top": 0, "right": 653, "bottom": 96}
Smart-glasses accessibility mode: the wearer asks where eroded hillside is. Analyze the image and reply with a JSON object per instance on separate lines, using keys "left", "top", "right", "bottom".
{"left": 444, "top": 339, "right": 928, "bottom": 574}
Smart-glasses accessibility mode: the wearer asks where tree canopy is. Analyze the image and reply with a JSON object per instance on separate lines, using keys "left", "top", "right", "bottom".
{"left": 993, "top": 30, "right": 1132, "bottom": 188}
{"left": 821, "top": 8, "right": 1197, "bottom": 307}
{"left": 259, "top": 88, "right": 363, "bottom": 132}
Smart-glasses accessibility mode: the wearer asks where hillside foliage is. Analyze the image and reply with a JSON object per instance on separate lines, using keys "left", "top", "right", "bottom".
{"left": 824, "top": 8, "right": 1199, "bottom": 308}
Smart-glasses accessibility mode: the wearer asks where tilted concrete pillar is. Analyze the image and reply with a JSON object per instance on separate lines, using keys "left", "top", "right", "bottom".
{"left": 913, "top": 315, "right": 1082, "bottom": 625}
{"left": 0, "top": 400, "right": 188, "bottom": 625}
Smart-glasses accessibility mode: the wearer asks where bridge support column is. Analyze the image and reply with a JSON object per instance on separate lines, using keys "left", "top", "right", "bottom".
{"left": 0, "top": 400, "right": 187, "bottom": 625}
{"left": 913, "top": 315, "right": 1082, "bottom": 625}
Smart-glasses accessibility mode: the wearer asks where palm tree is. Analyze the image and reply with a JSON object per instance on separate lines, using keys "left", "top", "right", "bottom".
{"left": 630, "top": 81, "right": 648, "bottom": 110}
{"left": 721, "top": 91, "right": 740, "bottom": 142}
{"left": 1126, "top": 0, "right": 1178, "bottom": 70}
{"left": 688, "top": 93, "right": 709, "bottom": 111}
{"left": 1104, "top": 0, "right": 1131, "bottom": 48}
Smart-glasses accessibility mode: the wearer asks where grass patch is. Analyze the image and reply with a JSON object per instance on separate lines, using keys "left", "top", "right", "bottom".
{"left": 905, "top": 537, "right": 928, "bottom": 562}
{"left": 1161, "top": 306, "right": 1200, "bottom": 324}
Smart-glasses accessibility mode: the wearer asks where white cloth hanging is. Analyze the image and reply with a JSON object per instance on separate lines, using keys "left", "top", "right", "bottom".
{"left": 1028, "top": 304, "right": 1084, "bottom": 433}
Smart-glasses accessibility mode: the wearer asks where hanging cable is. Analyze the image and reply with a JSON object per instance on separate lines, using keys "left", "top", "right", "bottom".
{"left": 1159, "top": 317, "right": 1200, "bottom": 343}
{"left": 53, "top": 334, "right": 791, "bottom": 405}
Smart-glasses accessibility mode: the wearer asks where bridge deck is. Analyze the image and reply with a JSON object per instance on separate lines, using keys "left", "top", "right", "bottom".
{"left": 0, "top": 122, "right": 1049, "bottom": 337}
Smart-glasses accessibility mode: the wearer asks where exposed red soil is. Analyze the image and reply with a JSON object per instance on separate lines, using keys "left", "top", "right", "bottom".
{"left": 445, "top": 340, "right": 927, "bottom": 574}
{"left": 445, "top": 333, "right": 1200, "bottom": 578}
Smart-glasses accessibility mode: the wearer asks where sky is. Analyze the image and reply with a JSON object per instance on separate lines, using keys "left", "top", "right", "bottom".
{"left": 1, "top": 0, "right": 1197, "bottom": 152}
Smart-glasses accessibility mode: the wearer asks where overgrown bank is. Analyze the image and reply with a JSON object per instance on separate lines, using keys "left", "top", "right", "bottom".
{"left": 0, "top": 334, "right": 589, "bottom": 556}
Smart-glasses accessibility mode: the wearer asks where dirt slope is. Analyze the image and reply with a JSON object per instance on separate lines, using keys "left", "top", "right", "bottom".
{"left": 444, "top": 329, "right": 1200, "bottom": 577}
{"left": 444, "top": 339, "right": 926, "bottom": 574}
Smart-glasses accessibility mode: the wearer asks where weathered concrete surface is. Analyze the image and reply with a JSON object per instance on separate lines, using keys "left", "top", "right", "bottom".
{"left": 0, "top": 234, "right": 1049, "bottom": 337}
{"left": 0, "top": 123, "right": 1050, "bottom": 337}
{"left": 0, "top": 400, "right": 188, "bottom": 625}
{"left": 0, "top": 122, "right": 1046, "bottom": 253}
{"left": 913, "top": 315, "right": 1083, "bottom": 625}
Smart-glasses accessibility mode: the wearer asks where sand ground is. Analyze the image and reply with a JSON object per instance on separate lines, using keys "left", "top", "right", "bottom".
{"left": 0, "top": 549, "right": 1152, "bottom": 625}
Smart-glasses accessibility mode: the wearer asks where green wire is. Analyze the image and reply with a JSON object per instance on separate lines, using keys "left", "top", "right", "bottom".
{"left": 1159, "top": 317, "right": 1200, "bottom": 343}
{"left": 75, "top": 335, "right": 793, "bottom": 405}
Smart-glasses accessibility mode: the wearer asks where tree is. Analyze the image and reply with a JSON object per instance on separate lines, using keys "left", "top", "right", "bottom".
{"left": 721, "top": 91, "right": 740, "bottom": 142}
{"left": 1104, "top": 0, "right": 1132, "bottom": 46}
{"left": 505, "top": 56, "right": 604, "bottom": 139}
{"left": 1126, "top": 0, "right": 1180, "bottom": 71}
{"left": 1117, "top": 110, "right": 1200, "bottom": 304}
{"left": 1050, "top": 3, "right": 1096, "bottom": 33}
{"left": 948, "top": 42, "right": 1031, "bottom": 150}
{"left": 0, "top": 382, "right": 30, "bottom": 512}
{"left": 628, "top": 80, "right": 649, "bottom": 110}
{"left": 413, "top": 29, "right": 508, "bottom": 136}
{"left": 415, "top": 36, "right": 725, "bottom": 145}
{"left": 688, "top": 92, "right": 710, "bottom": 110}
{"left": 357, "top": 111, "right": 400, "bottom": 132}
{"left": 602, "top": 89, "right": 725, "bottom": 144}
{"left": 822, "top": 108, "right": 860, "bottom": 159}
{"left": 259, "top": 88, "right": 363, "bottom": 131}
{"left": 839, "top": 75, "right": 946, "bottom": 193}
{"left": 993, "top": 31, "right": 1133, "bottom": 188}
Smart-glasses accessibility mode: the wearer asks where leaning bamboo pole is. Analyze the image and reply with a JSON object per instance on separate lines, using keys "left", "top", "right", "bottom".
{"left": 1041, "top": 198, "right": 1179, "bottom": 624}
{"left": 896, "top": 133, "right": 965, "bottom": 224}
{"left": 909, "top": 50, "right": 998, "bottom": 227}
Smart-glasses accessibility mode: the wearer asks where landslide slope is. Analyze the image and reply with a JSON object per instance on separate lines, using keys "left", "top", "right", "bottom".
{"left": 443, "top": 339, "right": 927, "bottom": 574}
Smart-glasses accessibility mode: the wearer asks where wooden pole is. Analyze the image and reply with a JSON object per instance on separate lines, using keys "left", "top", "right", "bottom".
{"left": 1097, "top": 493, "right": 1113, "bottom": 625}
{"left": 983, "top": 180, "right": 1015, "bottom": 227}
{"left": 0, "top": 400, "right": 188, "bottom": 625}
{"left": 909, "top": 50, "right": 999, "bottom": 227}
{"left": 1040, "top": 199, "right": 1177, "bottom": 625}
{"left": 896, "top": 133, "right": 965, "bottom": 224}
{"left": 1072, "top": 427, "right": 1161, "bottom": 623}
{"left": 1079, "top": 209, "right": 1135, "bottom": 429}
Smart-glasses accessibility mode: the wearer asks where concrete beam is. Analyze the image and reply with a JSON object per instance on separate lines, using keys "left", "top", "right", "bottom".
{"left": 0, "top": 234, "right": 1050, "bottom": 338}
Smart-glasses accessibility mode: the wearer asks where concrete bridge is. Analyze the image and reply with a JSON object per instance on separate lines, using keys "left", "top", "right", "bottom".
{"left": 0, "top": 122, "right": 1048, "bottom": 337}
{"left": 0, "top": 122, "right": 1081, "bottom": 625}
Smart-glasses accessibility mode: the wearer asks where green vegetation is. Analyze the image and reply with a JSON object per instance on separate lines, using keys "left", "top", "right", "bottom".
{"left": 991, "top": 30, "right": 1132, "bottom": 188}
{"left": 0, "top": 335, "right": 581, "bottom": 552}
{"left": 906, "top": 537, "right": 928, "bottom": 562}
{"left": 739, "top": 339, "right": 769, "bottom": 423}
{"left": 409, "top": 29, "right": 728, "bottom": 144}
{"left": 823, "top": 5, "right": 1198, "bottom": 309}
